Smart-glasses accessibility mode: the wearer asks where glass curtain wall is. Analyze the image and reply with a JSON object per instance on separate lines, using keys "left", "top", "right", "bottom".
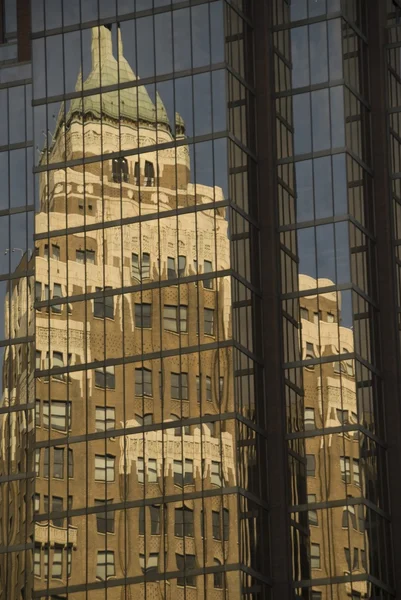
{"left": 27, "top": 1, "right": 268, "bottom": 599}
{"left": 272, "top": 0, "right": 392, "bottom": 599}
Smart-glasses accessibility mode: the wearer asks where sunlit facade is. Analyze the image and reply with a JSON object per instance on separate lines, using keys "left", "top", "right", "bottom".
{"left": 1, "top": 0, "right": 401, "bottom": 599}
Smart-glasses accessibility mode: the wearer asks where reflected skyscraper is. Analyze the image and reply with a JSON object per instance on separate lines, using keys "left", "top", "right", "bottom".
{"left": 1, "top": 1, "right": 401, "bottom": 599}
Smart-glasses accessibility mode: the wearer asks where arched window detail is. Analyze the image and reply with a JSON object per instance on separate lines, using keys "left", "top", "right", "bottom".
{"left": 144, "top": 161, "right": 155, "bottom": 186}
{"left": 112, "top": 157, "right": 129, "bottom": 183}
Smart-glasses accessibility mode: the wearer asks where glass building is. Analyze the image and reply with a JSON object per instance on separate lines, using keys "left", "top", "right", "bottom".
{"left": 1, "top": 0, "right": 401, "bottom": 599}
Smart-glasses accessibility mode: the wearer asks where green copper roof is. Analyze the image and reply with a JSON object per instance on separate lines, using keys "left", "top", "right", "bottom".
{"left": 67, "top": 26, "right": 170, "bottom": 128}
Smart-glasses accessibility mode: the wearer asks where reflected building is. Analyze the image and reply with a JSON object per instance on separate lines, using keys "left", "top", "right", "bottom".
{"left": 2, "top": 1, "right": 401, "bottom": 600}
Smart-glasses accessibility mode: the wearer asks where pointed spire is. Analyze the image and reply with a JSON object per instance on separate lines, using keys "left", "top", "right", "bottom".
{"left": 117, "top": 24, "right": 124, "bottom": 58}
{"left": 75, "top": 68, "right": 82, "bottom": 92}
{"left": 91, "top": 25, "right": 114, "bottom": 69}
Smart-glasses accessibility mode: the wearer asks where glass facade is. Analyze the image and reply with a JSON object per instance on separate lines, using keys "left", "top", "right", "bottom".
{"left": 0, "top": 0, "right": 401, "bottom": 599}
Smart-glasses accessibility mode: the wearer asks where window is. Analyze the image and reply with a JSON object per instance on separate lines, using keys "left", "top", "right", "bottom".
{"left": 52, "top": 283, "right": 62, "bottom": 313}
{"left": 178, "top": 255, "right": 186, "bottom": 277}
{"left": 167, "top": 256, "right": 176, "bottom": 279}
{"left": 34, "top": 494, "right": 40, "bottom": 513}
{"left": 51, "top": 244, "right": 60, "bottom": 259}
{"left": 94, "top": 288, "right": 114, "bottom": 319}
{"left": 212, "top": 511, "right": 221, "bottom": 539}
{"left": 213, "top": 559, "right": 223, "bottom": 588}
{"left": 150, "top": 505, "right": 160, "bottom": 535}
{"left": 95, "top": 406, "right": 115, "bottom": 432}
{"left": 52, "top": 496, "right": 64, "bottom": 527}
{"left": 36, "top": 351, "right": 41, "bottom": 370}
{"left": 306, "top": 454, "right": 315, "bottom": 477}
{"left": 176, "top": 554, "right": 196, "bottom": 587}
{"left": 95, "top": 366, "right": 115, "bottom": 389}
{"left": 311, "top": 592, "right": 322, "bottom": 600}
{"left": 340, "top": 456, "right": 351, "bottom": 483}
{"left": 305, "top": 342, "right": 315, "bottom": 361}
{"left": 327, "top": 312, "right": 334, "bottom": 322}
{"left": 135, "top": 303, "right": 151, "bottom": 328}
{"left": 304, "top": 408, "right": 315, "bottom": 430}
{"left": 52, "top": 351, "right": 64, "bottom": 378}
{"left": 35, "top": 449, "right": 40, "bottom": 476}
{"left": 184, "top": 459, "right": 194, "bottom": 484}
{"left": 148, "top": 458, "right": 157, "bottom": 482}
{"left": 95, "top": 455, "right": 115, "bottom": 482}
{"left": 206, "top": 376, "right": 212, "bottom": 401}
{"left": 307, "top": 494, "right": 318, "bottom": 526}
{"left": 44, "top": 548, "right": 49, "bottom": 579}
{"left": 35, "top": 281, "right": 42, "bottom": 303}
{"left": 67, "top": 547, "right": 72, "bottom": 578}
{"left": 361, "top": 549, "right": 367, "bottom": 570}
{"left": 95, "top": 500, "right": 114, "bottom": 534}
{"left": 132, "top": 252, "right": 150, "bottom": 280}
{"left": 44, "top": 448, "right": 49, "bottom": 478}
{"left": 353, "top": 547, "right": 359, "bottom": 570}
{"left": 52, "top": 546, "right": 63, "bottom": 578}
{"left": 139, "top": 506, "right": 145, "bottom": 535}
{"left": 112, "top": 157, "right": 129, "bottom": 183}
{"left": 174, "top": 459, "right": 194, "bottom": 486}
{"left": 344, "top": 547, "right": 351, "bottom": 571}
{"left": 342, "top": 504, "right": 357, "bottom": 529}
{"left": 43, "top": 401, "right": 71, "bottom": 431}
{"left": 136, "top": 413, "right": 153, "bottom": 426}
{"left": 180, "top": 305, "right": 188, "bottom": 332}
{"left": 53, "top": 448, "right": 64, "bottom": 479}
{"left": 137, "top": 457, "right": 145, "bottom": 483}
{"left": 175, "top": 507, "right": 194, "bottom": 537}
{"left": 68, "top": 449, "right": 74, "bottom": 478}
{"left": 211, "top": 461, "right": 222, "bottom": 486}
{"left": 135, "top": 367, "right": 152, "bottom": 396}
{"left": 353, "top": 459, "right": 360, "bottom": 486}
{"left": 311, "top": 543, "right": 320, "bottom": 569}
{"left": 196, "top": 376, "right": 200, "bottom": 402}
{"left": 34, "top": 546, "right": 41, "bottom": 576}
{"left": 76, "top": 249, "right": 95, "bottom": 264}
{"left": 336, "top": 409, "right": 349, "bottom": 425}
{"left": 96, "top": 551, "right": 115, "bottom": 580}
{"left": 204, "top": 308, "right": 214, "bottom": 335}
{"left": 171, "top": 372, "right": 188, "bottom": 400}
{"left": 163, "top": 304, "right": 188, "bottom": 333}
{"left": 203, "top": 260, "right": 213, "bottom": 289}
{"left": 134, "top": 161, "right": 139, "bottom": 184}
{"left": 313, "top": 311, "right": 321, "bottom": 324}
{"left": 144, "top": 160, "right": 155, "bottom": 186}
{"left": 300, "top": 307, "right": 309, "bottom": 320}
{"left": 223, "top": 508, "right": 229, "bottom": 541}
{"left": 140, "top": 553, "right": 159, "bottom": 573}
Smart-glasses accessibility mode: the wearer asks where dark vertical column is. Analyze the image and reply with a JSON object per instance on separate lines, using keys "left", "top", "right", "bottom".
{"left": 17, "top": 0, "right": 31, "bottom": 62}
{"left": 253, "top": 2, "right": 293, "bottom": 598}
{"left": 367, "top": 1, "right": 401, "bottom": 594}
{"left": 0, "top": 0, "right": 4, "bottom": 44}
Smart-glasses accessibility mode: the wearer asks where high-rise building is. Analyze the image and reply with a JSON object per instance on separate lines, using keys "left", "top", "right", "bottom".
{"left": 1, "top": 1, "right": 401, "bottom": 599}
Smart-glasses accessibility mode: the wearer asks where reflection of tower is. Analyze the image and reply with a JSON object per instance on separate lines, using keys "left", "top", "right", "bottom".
{"left": 32, "top": 25, "right": 239, "bottom": 599}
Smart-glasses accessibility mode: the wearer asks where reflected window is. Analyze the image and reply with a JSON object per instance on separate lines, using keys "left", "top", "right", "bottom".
{"left": 135, "top": 303, "right": 152, "bottom": 328}
{"left": 94, "top": 287, "right": 114, "bottom": 319}
{"left": 140, "top": 553, "right": 159, "bottom": 573}
{"left": 306, "top": 454, "right": 315, "bottom": 477}
{"left": 34, "top": 546, "right": 41, "bottom": 576}
{"left": 175, "top": 507, "right": 194, "bottom": 537}
{"left": 95, "top": 406, "right": 115, "bottom": 432}
{"left": 307, "top": 494, "right": 318, "bottom": 526}
{"left": 44, "top": 448, "right": 49, "bottom": 478}
{"left": 167, "top": 256, "right": 176, "bottom": 279}
{"left": 96, "top": 551, "right": 115, "bottom": 580}
{"left": 304, "top": 408, "right": 315, "bottom": 430}
{"left": 176, "top": 553, "right": 196, "bottom": 587}
{"left": 139, "top": 506, "right": 145, "bottom": 535}
{"left": 204, "top": 308, "right": 215, "bottom": 335}
{"left": 43, "top": 400, "right": 71, "bottom": 431}
{"left": 144, "top": 160, "right": 155, "bottom": 186}
{"left": 35, "top": 449, "right": 40, "bottom": 475}
{"left": 68, "top": 449, "right": 74, "bottom": 478}
{"left": 76, "top": 249, "right": 95, "bottom": 264}
{"left": 336, "top": 409, "right": 349, "bottom": 425}
{"left": 311, "top": 592, "right": 322, "bottom": 600}
{"left": 178, "top": 255, "right": 186, "bottom": 277}
{"left": 44, "top": 548, "right": 49, "bottom": 579}
{"left": 137, "top": 458, "right": 145, "bottom": 483}
{"left": 171, "top": 372, "right": 188, "bottom": 400}
{"left": 305, "top": 342, "right": 315, "bottom": 362}
{"left": 164, "top": 304, "right": 187, "bottom": 332}
{"left": 223, "top": 508, "right": 229, "bottom": 541}
{"left": 95, "top": 366, "right": 115, "bottom": 389}
{"left": 52, "top": 283, "right": 62, "bottom": 313}
{"left": 67, "top": 548, "right": 72, "bottom": 578}
{"left": 311, "top": 543, "right": 320, "bottom": 569}
{"left": 300, "top": 307, "right": 309, "bottom": 320}
{"left": 112, "top": 157, "right": 129, "bottom": 183}
{"left": 340, "top": 456, "right": 351, "bottom": 483}
{"left": 52, "top": 244, "right": 60, "bottom": 260}
{"left": 134, "top": 161, "right": 139, "bottom": 184}
{"left": 342, "top": 504, "right": 357, "bottom": 529}
{"left": 206, "top": 376, "right": 212, "bottom": 401}
{"left": 36, "top": 351, "right": 41, "bottom": 370}
{"left": 212, "top": 510, "right": 221, "bottom": 539}
{"left": 150, "top": 505, "right": 160, "bottom": 535}
{"left": 35, "top": 281, "right": 42, "bottom": 303}
{"left": 211, "top": 461, "right": 223, "bottom": 486}
{"left": 34, "top": 494, "right": 40, "bottom": 513}
{"left": 214, "top": 558, "right": 223, "bottom": 588}
{"left": 327, "top": 312, "right": 334, "bottom": 322}
{"left": 95, "top": 500, "right": 114, "bottom": 534}
{"left": 53, "top": 448, "right": 64, "bottom": 479}
{"left": 51, "top": 497, "right": 64, "bottom": 527}
{"left": 135, "top": 367, "right": 152, "bottom": 396}
{"left": 132, "top": 252, "right": 150, "bottom": 280}
{"left": 95, "top": 455, "right": 115, "bottom": 482}
{"left": 353, "top": 459, "right": 360, "bottom": 486}
{"left": 52, "top": 351, "right": 64, "bottom": 377}
{"left": 148, "top": 458, "right": 157, "bottom": 482}
{"left": 344, "top": 547, "right": 351, "bottom": 571}
{"left": 136, "top": 413, "right": 153, "bottom": 426}
{"left": 52, "top": 547, "right": 63, "bottom": 579}
{"left": 196, "top": 376, "right": 201, "bottom": 402}
{"left": 204, "top": 259, "right": 213, "bottom": 289}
